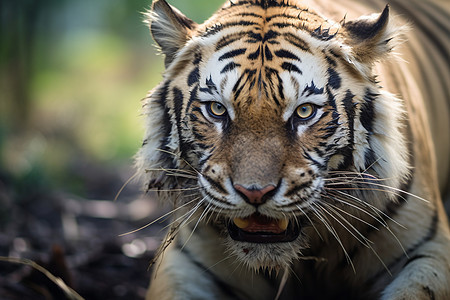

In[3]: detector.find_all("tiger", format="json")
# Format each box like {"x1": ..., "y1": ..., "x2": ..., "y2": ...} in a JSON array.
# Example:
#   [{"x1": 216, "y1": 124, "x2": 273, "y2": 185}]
[{"x1": 135, "y1": 0, "x2": 450, "y2": 299}]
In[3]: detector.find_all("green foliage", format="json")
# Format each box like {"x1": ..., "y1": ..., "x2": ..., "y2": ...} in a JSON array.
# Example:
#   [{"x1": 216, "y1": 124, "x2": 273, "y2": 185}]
[
  {"x1": 169, "y1": 0, "x2": 223, "y2": 22},
  {"x1": 0, "y1": 0, "x2": 222, "y2": 197}
]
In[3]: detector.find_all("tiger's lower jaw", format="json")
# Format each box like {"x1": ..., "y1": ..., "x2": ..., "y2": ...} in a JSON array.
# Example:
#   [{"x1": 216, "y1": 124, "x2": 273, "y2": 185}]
[
  {"x1": 227, "y1": 214, "x2": 301, "y2": 243},
  {"x1": 224, "y1": 214, "x2": 305, "y2": 269}
]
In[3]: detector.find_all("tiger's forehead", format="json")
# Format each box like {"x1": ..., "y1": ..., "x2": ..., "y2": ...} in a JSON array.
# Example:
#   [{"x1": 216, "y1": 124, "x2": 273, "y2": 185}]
[
  {"x1": 194, "y1": 0, "x2": 338, "y2": 111},
  {"x1": 211, "y1": 0, "x2": 334, "y2": 34}
]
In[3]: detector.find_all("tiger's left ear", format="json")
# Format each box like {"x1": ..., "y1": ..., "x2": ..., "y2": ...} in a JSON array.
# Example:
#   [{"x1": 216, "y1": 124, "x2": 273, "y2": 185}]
[
  {"x1": 146, "y1": 0, "x2": 197, "y2": 67},
  {"x1": 342, "y1": 5, "x2": 402, "y2": 66}
]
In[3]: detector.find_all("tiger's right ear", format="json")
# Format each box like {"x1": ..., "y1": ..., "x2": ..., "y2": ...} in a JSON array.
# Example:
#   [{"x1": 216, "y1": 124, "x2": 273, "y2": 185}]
[{"x1": 146, "y1": 0, "x2": 197, "y2": 67}]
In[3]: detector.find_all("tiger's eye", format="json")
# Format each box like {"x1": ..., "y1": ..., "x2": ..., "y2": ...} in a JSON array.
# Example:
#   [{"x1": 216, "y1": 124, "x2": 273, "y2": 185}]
[
  {"x1": 296, "y1": 103, "x2": 315, "y2": 120},
  {"x1": 208, "y1": 102, "x2": 227, "y2": 117}
]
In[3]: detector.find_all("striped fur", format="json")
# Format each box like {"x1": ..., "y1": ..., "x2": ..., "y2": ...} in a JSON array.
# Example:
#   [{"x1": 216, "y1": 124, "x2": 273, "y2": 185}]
[{"x1": 136, "y1": 0, "x2": 450, "y2": 299}]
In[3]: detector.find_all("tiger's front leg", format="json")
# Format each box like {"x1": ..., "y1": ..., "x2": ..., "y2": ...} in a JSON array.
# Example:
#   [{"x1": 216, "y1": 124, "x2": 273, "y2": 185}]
[{"x1": 380, "y1": 229, "x2": 450, "y2": 299}]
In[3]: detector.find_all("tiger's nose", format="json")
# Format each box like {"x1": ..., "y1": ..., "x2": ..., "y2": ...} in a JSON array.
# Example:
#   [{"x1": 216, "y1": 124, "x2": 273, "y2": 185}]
[{"x1": 233, "y1": 184, "x2": 276, "y2": 205}]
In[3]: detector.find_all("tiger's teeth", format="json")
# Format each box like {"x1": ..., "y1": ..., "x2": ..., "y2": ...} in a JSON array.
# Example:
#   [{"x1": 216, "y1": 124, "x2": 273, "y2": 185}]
[
  {"x1": 278, "y1": 219, "x2": 289, "y2": 231},
  {"x1": 233, "y1": 218, "x2": 250, "y2": 229}
]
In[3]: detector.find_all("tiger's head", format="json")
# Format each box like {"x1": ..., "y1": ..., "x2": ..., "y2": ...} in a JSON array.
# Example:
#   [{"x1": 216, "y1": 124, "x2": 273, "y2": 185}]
[{"x1": 137, "y1": 0, "x2": 410, "y2": 270}]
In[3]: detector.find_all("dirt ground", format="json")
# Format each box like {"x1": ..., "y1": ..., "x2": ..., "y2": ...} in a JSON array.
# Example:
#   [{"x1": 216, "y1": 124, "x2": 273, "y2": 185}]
[{"x1": 0, "y1": 164, "x2": 167, "y2": 300}]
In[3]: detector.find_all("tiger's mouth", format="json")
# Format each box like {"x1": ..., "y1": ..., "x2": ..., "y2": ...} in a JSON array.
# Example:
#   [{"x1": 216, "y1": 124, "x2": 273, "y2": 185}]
[{"x1": 227, "y1": 213, "x2": 300, "y2": 243}]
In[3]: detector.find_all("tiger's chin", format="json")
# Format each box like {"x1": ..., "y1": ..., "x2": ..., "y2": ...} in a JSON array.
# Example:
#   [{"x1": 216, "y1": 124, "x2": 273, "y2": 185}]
[{"x1": 223, "y1": 214, "x2": 307, "y2": 270}]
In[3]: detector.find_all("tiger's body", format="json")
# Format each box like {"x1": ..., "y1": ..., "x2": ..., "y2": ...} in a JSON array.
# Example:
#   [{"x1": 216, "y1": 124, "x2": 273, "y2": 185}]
[{"x1": 137, "y1": 0, "x2": 450, "y2": 299}]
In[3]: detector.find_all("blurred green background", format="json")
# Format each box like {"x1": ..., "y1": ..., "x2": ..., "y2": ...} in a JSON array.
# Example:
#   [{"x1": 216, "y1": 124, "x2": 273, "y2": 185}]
[{"x1": 0, "y1": 0, "x2": 223, "y2": 199}]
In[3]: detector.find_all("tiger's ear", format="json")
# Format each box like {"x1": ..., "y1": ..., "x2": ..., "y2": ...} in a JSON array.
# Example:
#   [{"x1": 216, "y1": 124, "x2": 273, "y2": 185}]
[
  {"x1": 146, "y1": 0, "x2": 197, "y2": 67},
  {"x1": 342, "y1": 5, "x2": 402, "y2": 65}
]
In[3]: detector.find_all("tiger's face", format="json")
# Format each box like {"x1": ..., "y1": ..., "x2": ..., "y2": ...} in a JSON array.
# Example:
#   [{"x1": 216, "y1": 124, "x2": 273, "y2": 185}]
[
  {"x1": 141, "y1": 0, "x2": 409, "y2": 270},
  {"x1": 182, "y1": 32, "x2": 357, "y2": 268}
]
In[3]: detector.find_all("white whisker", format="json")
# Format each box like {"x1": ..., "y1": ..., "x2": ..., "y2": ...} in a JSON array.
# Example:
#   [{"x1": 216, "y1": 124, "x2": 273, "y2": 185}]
[
  {"x1": 310, "y1": 202, "x2": 355, "y2": 273},
  {"x1": 119, "y1": 197, "x2": 199, "y2": 236},
  {"x1": 114, "y1": 171, "x2": 140, "y2": 202},
  {"x1": 295, "y1": 204, "x2": 323, "y2": 240},
  {"x1": 181, "y1": 199, "x2": 211, "y2": 250}
]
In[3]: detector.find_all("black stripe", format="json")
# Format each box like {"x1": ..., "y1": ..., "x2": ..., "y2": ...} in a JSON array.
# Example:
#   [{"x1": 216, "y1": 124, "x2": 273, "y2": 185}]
[
  {"x1": 233, "y1": 71, "x2": 254, "y2": 100},
  {"x1": 187, "y1": 85, "x2": 198, "y2": 112},
  {"x1": 316, "y1": 111, "x2": 333, "y2": 128},
  {"x1": 206, "y1": 76, "x2": 218, "y2": 93},
  {"x1": 220, "y1": 20, "x2": 259, "y2": 28},
  {"x1": 327, "y1": 67, "x2": 341, "y2": 90},
  {"x1": 328, "y1": 48, "x2": 341, "y2": 58},
  {"x1": 204, "y1": 24, "x2": 224, "y2": 37},
  {"x1": 274, "y1": 49, "x2": 300, "y2": 61},
  {"x1": 173, "y1": 87, "x2": 193, "y2": 158},
  {"x1": 149, "y1": 81, "x2": 178, "y2": 184},
  {"x1": 215, "y1": 31, "x2": 253, "y2": 51},
  {"x1": 264, "y1": 45, "x2": 273, "y2": 61},
  {"x1": 266, "y1": 12, "x2": 307, "y2": 22},
  {"x1": 190, "y1": 108, "x2": 206, "y2": 120},
  {"x1": 219, "y1": 48, "x2": 247, "y2": 61},
  {"x1": 363, "y1": 148, "x2": 377, "y2": 170},
  {"x1": 173, "y1": 87, "x2": 184, "y2": 129},
  {"x1": 202, "y1": 174, "x2": 228, "y2": 195},
  {"x1": 319, "y1": 130, "x2": 337, "y2": 140},
  {"x1": 216, "y1": 35, "x2": 241, "y2": 50},
  {"x1": 271, "y1": 22, "x2": 295, "y2": 29},
  {"x1": 260, "y1": 0, "x2": 283, "y2": 8},
  {"x1": 422, "y1": 285, "x2": 436, "y2": 300},
  {"x1": 285, "y1": 181, "x2": 313, "y2": 197},
  {"x1": 231, "y1": 71, "x2": 245, "y2": 91},
  {"x1": 403, "y1": 254, "x2": 433, "y2": 268},
  {"x1": 248, "y1": 31, "x2": 263, "y2": 42},
  {"x1": 337, "y1": 90, "x2": 355, "y2": 170},
  {"x1": 197, "y1": 153, "x2": 212, "y2": 169},
  {"x1": 236, "y1": 12, "x2": 263, "y2": 18},
  {"x1": 157, "y1": 82, "x2": 173, "y2": 151},
  {"x1": 192, "y1": 128, "x2": 206, "y2": 141},
  {"x1": 245, "y1": 68, "x2": 257, "y2": 79},
  {"x1": 197, "y1": 143, "x2": 213, "y2": 151},
  {"x1": 247, "y1": 47, "x2": 261, "y2": 60},
  {"x1": 264, "y1": 67, "x2": 284, "y2": 103},
  {"x1": 230, "y1": 0, "x2": 317, "y2": 13},
  {"x1": 303, "y1": 151, "x2": 326, "y2": 170},
  {"x1": 360, "y1": 89, "x2": 377, "y2": 134},
  {"x1": 325, "y1": 55, "x2": 337, "y2": 67},
  {"x1": 281, "y1": 62, "x2": 302, "y2": 74},
  {"x1": 283, "y1": 32, "x2": 311, "y2": 52},
  {"x1": 245, "y1": 39, "x2": 260, "y2": 44},
  {"x1": 199, "y1": 76, "x2": 218, "y2": 96},
  {"x1": 221, "y1": 62, "x2": 241, "y2": 74},
  {"x1": 271, "y1": 94, "x2": 281, "y2": 106},
  {"x1": 188, "y1": 67, "x2": 200, "y2": 86},
  {"x1": 193, "y1": 52, "x2": 202, "y2": 65},
  {"x1": 232, "y1": 72, "x2": 246, "y2": 99},
  {"x1": 203, "y1": 185, "x2": 235, "y2": 206},
  {"x1": 262, "y1": 30, "x2": 279, "y2": 42},
  {"x1": 302, "y1": 81, "x2": 323, "y2": 96},
  {"x1": 326, "y1": 86, "x2": 340, "y2": 122}
]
